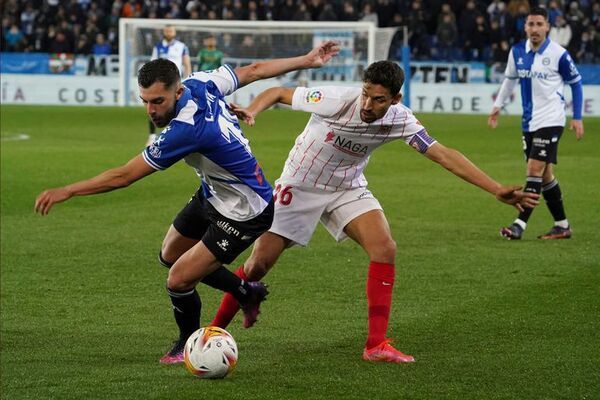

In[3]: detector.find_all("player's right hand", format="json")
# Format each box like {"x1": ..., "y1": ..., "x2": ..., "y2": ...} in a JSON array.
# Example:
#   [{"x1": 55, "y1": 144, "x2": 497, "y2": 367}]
[
  {"x1": 495, "y1": 185, "x2": 540, "y2": 212},
  {"x1": 487, "y1": 107, "x2": 501, "y2": 129},
  {"x1": 306, "y1": 40, "x2": 340, "y2": 68},
  {"x1": 229, "y1": 103, "x2": 256, "y2": 126},
  {"x1": 35, "y1": 188, "x2": 72, "y2": 215}
]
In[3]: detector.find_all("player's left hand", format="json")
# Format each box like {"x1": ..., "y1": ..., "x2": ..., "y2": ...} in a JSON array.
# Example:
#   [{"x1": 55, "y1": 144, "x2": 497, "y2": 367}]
[
  {"x1": 495, "y1": 185, "x2": 540, "y2": 212},
  {"x1": 305, "y1": 40, "x2": 340, "y2": 68},
  {"x1": 569, "y1": 119, "x2": 584, "y2": 141},
  {"x1": 34, "y1": 187, "x2": 72, "y2": 215},
  {"x1": 229, "y1": 103, "x2": 256, "y2": 126}
]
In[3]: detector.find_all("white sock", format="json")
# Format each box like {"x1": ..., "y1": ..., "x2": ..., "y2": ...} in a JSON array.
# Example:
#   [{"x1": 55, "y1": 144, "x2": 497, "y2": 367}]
[
  {"x1": 514, "y1": 219, "x2": 527, "y2": 230},
  {"x1": 554, "y1": 219, "x2": 569, "y2": 229}
]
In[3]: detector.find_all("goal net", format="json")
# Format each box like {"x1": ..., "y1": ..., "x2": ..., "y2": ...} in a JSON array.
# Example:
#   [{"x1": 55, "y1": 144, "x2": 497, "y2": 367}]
[{"x1": 118, "y1": 19, "x2": 397, "y2": 106}]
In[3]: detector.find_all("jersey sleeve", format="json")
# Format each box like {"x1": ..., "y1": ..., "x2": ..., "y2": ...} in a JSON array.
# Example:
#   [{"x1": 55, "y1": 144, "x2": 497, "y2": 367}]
[
  {"x1": 151, "y1": 45, "x2": 158, "y2": 60},
  {"x1": 558, "y1": 51, "x2": 581, "y2": 84},
  {"x1": 505, "y1": 48, "x2": 518, "y2": 79},
  {"x1": 182, "y1": 44, "x2": 189, "y2": 57},
  {"x1": 142, "y1": 123, "x2": 200, "y2": 171},
  {"x1": 291, "y1": 87, "x2": 351, "y2": 117},
  {"x1": 397, "y1": 112, "x2": 437, "y2": 153},
  {"x1": 184, "y1": 64, "x2": 239, "y2": 96}
]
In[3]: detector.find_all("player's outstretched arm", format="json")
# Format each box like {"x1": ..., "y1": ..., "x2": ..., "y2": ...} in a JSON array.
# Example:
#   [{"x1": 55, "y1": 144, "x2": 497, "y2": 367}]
[
  {"x1": 34, "y1": 155, "x2": 155, "y2": 215},
  {"x1": 234, "y1": 40, "x2": 340, "y2": 88},
  {"x1": 229, "y1": 87, "x2": 295, "y2": 126},
  {"x1": 423, "y1": 142, "x2": 539, "y2": 211}
]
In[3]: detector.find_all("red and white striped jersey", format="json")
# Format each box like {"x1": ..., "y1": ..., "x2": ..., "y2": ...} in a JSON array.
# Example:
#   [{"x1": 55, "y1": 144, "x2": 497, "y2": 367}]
[{"x1": 279, "y1": 86, "x2": 435, "y2": 191}]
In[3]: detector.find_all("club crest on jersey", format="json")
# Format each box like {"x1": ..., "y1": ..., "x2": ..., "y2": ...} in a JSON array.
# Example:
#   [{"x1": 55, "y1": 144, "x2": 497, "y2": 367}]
[
  {"x1": 542, "y1": 57, "x2": 550, "y2": 66},
  {"x1": 305, "y1": 90, "x2": 323, "y2": 104},
  {"x1": 331, "y1": 135, "x2": 368, "y2": 157}
]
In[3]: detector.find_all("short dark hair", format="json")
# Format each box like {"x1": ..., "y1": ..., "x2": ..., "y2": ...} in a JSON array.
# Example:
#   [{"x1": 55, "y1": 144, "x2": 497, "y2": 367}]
[
  {"x1": 137, "y1": 58, "x2": 180, "y2": 89},
  {"x1": 363, "y1": 61, "x2": 405, "y2": 96},
  {"x1": 528, "y1": 7, "x2": 548, "y2": 20}
]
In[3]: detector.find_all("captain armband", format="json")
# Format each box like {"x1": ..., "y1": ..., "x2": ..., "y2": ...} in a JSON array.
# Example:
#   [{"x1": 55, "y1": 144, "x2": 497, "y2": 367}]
[{"x1": 408, "y1": 129, "x2": 437, "y2": 154}]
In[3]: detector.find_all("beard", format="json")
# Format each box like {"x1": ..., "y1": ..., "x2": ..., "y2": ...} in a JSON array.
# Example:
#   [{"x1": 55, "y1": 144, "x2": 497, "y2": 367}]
[{"x1": 152, "y1": 100, "x2": 177, "y2": 128}]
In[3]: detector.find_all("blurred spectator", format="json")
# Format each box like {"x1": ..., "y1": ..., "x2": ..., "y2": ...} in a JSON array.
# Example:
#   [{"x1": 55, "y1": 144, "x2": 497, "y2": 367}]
[
  {"x1": 438, "y1": 3, "x2": 456, "y2": 26},
  {"x1": 407, "y1": 1, "x2": 430, "y2": 59},
  {"x1": 550, "y1": 15, "x2": 572, "y2": 48},
  {"x1": 92, "y1": 33, "x2": 112, "y2": 55},
  {"x1": 512, "y1": 4, "x2": 529, "y2": 43},
  {"x1": 4, "y1": 23, "x2": 26, "y2": 52},
  {"x1": 49, "y1": 31, "x2": 73, "y2": 53},
  {"x1": 547, "y1": 0, "x2": 563, "y2": 26},
  {"x1": 238, "y1": 34, "x2": 259, "y2": 58},
  {"x1": 307, "y1": 0, "x2": 324, "y2": 21},
  {"x1": 20, "y1": 2, "x2": 38, "y2": 39},
  {"x1": 377, "y1": 0, "x2": 397, "y2": 27},
  {"x1": 339, "y1": 1, "x2": 358, "y2": 21},
  {"x1": 465, "y1": 14, "x2": 489, "y2": 61},
  {"x1": 75, "y1": 34, "x2": 91, "y2": 54},
  {"x1": 318, "y1": 4, "x2": 338, "y2": 21},
  {"x1": 436, "y1": 13, "x2": 458, "y2": 60},
  {"x1": 292, "y1": 2, "x2": 312, "y2": 21},
  {"x1": 360, "y1": 3, "x2": 378, "y2": 26},
  {"x1": 459, "y1": 1, "x2": 479, "y2": 44},
  {"x1": 275, "y1": 0, "x2": 298, "y2": 21},
  {"x1": 493, "y1": 39, "x2": 510, "y2": 63},
  {"x1": 576, "y1": 30, "x2": 595, "y2": 63}
]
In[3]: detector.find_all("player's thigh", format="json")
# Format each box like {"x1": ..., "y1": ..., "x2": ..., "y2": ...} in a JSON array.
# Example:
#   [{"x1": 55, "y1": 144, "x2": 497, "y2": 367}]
[
  {"x1": 168, "y1": 241, "x2": 222, "y2": 290},
  {"x1": 269, "y1": 181, "x2": 333, "y2": 247},
  {"x1": 244, "y1": 231, "x2": 291, "y2": 280},
  {"x1": 162, "y1": 190, "x2": 211, "y2": 263},
  {"x1": 343, "y1": 210, "x2": 396, "y2": 263},
  {"x1": 524, "y1": 126, "x2": 563, "y2": 166}
]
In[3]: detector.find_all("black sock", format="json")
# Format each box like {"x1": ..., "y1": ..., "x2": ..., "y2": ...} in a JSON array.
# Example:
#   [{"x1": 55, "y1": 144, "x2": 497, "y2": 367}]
[
  {"x1": 542, "y1": 179, "x2": 567, "y2": 221},
  {"x1": 201, "y1": 266, "x2": 250, "y2": 303},
  {"x1": 167, "y1": 287, "x2": 201, "y2": 341},
  {"x1": 517, "y1": 176, "x2": 543, "y2": 223}
]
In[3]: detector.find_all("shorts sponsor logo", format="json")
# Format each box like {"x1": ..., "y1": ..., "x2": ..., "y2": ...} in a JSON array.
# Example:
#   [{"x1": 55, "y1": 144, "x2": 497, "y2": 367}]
[
  {"x1": 357, "y1": 190, "x2": 372, "y2": 200},
  {"x1": 241, "y1": 234, "x2": 254, "y2": 241},
  {"x1": 216, "y1": 220, "x2": 240, "y2": 237},
  {"x1": 533, "y1": 137, "x2": 550, "y2": 145},
  {"x1": 551, "y1": 136, "x2": 559, "y2": 142},
  {"x1": 217, "y1": 239, "x2": 229, "y2": 251},
  {"x1": 305, "y1": 90, "x2": 323, "y2": 104}
]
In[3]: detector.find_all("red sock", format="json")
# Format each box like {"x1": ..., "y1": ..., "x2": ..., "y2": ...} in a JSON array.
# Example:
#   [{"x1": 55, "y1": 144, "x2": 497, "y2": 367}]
[
  {"x1": 210, "y1": 265, "x2": 248, "y2": 328},
  {"x1": 365, "y1": 261, "x2": 395, "y2": 349}
]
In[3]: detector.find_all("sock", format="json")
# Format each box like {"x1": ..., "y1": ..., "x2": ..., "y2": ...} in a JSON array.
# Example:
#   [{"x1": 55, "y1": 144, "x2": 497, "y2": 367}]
[
  {"x1": 158, "y1": 251, "x2": 173, "y2": 269},
  {"x1": 517, "y1": 176, "x2": 543, "y2": 225},
  {"x1": 210, "y1": 266, "x2": 248, "y2": 328},
  {"x1": 167, "y1": 287, "x2": 201, "y2": 342},
  {"x1": 365, "y1": 262, "x2": 395, "y2": 349},
  {"x1": 201, "y1": 266, "x2": 251, "y2": 303},
  {"x1": 542, "y1": 179, "x2": 568, "y2": 226}
]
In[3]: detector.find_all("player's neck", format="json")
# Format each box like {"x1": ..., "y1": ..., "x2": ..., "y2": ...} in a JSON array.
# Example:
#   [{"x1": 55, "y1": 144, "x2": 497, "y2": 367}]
[{"x1": 529, "y1": 37, "x2": 546, "y2": 52}]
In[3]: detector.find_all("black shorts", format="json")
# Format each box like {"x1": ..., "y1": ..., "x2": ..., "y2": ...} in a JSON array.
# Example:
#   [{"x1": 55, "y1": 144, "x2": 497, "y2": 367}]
[
  {"x1": 173, "y1": 190, "x2": 274, "y2": 264},
  {"x1": 522, "y1": 126, "x2": 563, "y2": 164}
]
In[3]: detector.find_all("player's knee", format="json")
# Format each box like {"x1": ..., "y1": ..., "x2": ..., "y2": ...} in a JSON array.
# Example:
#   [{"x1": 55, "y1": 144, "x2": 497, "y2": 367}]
[
  {"x1": 244, "y1": 257, "x2": 273, "y2": 281},
  {"x1": 158, "y1": 251, "x2": 174, "y2": 269},
  {"x1": 166, "y1": 269, "x2": 193, "y2": 292},
  {"x1": 368, "y1": 238, "x2": 397, "y2": 264}
]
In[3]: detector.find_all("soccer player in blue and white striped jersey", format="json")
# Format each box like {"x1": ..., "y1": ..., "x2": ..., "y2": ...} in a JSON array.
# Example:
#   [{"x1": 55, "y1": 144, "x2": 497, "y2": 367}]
[
  {"x1": 34, "y1": 41, "x2": 341, "y2": 364},
  {"x1": 488, "y1": 6, "x2": 584, "y2": 240}
]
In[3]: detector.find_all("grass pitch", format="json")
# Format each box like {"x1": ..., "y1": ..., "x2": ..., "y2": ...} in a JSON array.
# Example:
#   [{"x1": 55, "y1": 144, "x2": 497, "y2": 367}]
[{"x1": 1, "y1": 105, "x2": 599, "y2": 400}]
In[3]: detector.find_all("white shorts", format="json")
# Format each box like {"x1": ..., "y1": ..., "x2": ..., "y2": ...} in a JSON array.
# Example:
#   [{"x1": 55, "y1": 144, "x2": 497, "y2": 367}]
[{"x1": 269, "y1": 180, "x2": 382, "y2": 247}]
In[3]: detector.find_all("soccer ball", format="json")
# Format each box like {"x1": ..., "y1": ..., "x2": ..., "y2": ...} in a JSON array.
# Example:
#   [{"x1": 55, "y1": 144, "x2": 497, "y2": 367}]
[{"x1": 184, "y1": 326, "x2": 238, "y2": 379}]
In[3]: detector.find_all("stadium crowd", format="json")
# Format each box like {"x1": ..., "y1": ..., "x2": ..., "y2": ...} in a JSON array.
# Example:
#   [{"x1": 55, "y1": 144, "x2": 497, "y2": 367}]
[{"x1": 2, "y1": 0, "x2": 600, "y2": 63}]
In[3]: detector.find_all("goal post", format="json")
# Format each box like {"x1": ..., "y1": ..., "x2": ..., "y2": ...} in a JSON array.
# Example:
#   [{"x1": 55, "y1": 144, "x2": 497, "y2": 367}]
[{"x1": 118, "y1": 19, "x2": 398, "y2": 106}]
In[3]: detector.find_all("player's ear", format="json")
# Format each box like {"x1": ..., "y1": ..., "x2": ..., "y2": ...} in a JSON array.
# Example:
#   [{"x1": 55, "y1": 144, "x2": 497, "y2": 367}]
[
  {"x1": 391, "y1": 93, "x2": 402, "y2": 105},
  {"x1": 175, "y1": 84, "x2": 184, "y2": 100}
]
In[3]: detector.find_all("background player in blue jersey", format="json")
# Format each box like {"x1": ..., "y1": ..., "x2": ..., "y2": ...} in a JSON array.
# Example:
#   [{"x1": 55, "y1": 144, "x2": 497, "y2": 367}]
[
  {"x1": 488, "y1": 7, "x2": 584, "y2": 241},
  {"x1": 34, "y1": 40, "x2": 341, "y2": 364},
  {"x1": 147, "y1": 25, "x2": 193, "y2": 146}
]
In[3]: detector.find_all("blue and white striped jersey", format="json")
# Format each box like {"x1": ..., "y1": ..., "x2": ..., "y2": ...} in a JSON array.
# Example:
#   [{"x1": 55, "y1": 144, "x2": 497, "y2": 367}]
[
  {"x1": 142, "y1": 65, "x2": 272, "y2": 222},
  {"x1": 501, "y1": 38, "x2": 581, "y2": 132},
  {"x1": 151, "y1": 39, "x2": 189, "y2": 77}
]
